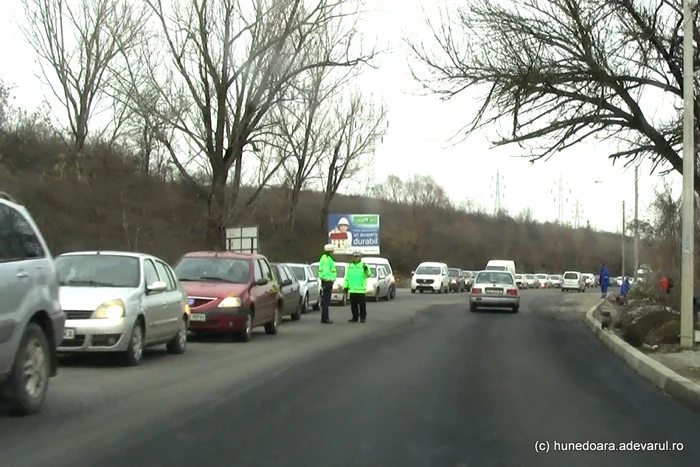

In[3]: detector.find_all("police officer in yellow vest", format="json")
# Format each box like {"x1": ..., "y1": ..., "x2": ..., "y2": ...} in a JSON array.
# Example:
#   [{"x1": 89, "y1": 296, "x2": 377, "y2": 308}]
[
  {"x1": 345, "y1": 251, "x2": 371, "y2": 323},
  {"x1": 318, "y1": 244, "x2": 337, "y2": 324}
]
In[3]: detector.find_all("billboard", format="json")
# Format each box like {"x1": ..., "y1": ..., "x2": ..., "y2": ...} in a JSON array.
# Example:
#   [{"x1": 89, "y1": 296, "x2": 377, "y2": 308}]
[{"x1": 327, "y1": 214, "x2": 380, "y2": 255}]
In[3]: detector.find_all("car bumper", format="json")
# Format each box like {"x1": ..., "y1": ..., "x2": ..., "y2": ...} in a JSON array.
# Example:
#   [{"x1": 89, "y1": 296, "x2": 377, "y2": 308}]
[
  {"x1": 331, "y1": 290, "x2": 346, "y2": 302},
  {"x1": 470, "y1": 295, "x2": 520, "y2": 307},
  {"x1": 58, "y1": 317, "x2": 136, "y2": 353},
  {"x1": 412, "y1": 283, "x2": 440, "y2": 291},
  {"x1": 188, "y1": 307, "x2": 248, "y2": 332}
]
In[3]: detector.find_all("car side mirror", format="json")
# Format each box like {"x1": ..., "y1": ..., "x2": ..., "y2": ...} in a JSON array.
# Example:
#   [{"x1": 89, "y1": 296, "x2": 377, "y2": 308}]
[
  {"x1": 147, "y1": 281, "x2": 167, "y2": 293},
  {"x1": 282, "y1": 279, "x2": 292, "y2": 286},
  {"x1": 411, "y1": 271, "x2": 415, "y2": 275},
  {"x1": 255, "y1": 278, "x2": 268, "y2": 286}
]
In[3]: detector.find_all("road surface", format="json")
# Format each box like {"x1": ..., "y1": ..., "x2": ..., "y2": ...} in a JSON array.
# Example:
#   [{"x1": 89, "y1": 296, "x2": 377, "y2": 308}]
[{"x1": 2, "y1": 289, "x2": 699, "y2": 467}]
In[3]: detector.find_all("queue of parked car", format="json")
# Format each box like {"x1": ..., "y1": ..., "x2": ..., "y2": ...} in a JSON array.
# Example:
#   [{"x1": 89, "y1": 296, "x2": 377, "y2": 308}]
[{"x1": 0, "y1": 192, "x2": 401, "y2": 416}]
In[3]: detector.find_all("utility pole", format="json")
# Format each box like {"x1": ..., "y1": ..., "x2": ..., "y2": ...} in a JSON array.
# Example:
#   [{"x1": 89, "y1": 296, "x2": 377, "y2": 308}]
[
  {"x1": 633, "y1": 165, "x2": 639, "y2": 281},
  {"x1": 621, "y1": 200, "x2": 626, "y2": 278},
  {"x1": 680, "y1": 0, "x2": 695, "y2": 349},
  {"x1": 494, "y1": 170, "x2": 502, "y2": 215}
]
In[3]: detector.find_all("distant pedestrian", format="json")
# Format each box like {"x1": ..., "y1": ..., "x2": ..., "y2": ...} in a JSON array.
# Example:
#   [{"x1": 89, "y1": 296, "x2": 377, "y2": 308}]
[
  {"x1": 599, "y1": 263, "x2": 610, "y2": 299},
  {"x1": 318, "y1": 244, "x2": 337, "y2": 324},
  {"x1": 346, "y1": 251, "x2": 371, "y2": 323},
  {"x1": 619, "y1": 277, "x2": 630, "y2": 305}
]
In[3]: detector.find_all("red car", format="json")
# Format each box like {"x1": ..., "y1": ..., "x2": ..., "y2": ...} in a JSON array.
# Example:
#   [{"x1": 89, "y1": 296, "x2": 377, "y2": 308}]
[{"x1": 173, "y1": 251, "x2": 281, "y2": 342}]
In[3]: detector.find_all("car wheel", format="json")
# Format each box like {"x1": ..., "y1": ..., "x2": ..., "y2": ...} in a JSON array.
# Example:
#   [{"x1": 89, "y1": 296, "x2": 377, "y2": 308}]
[
  {"x1": 512, "y1": 306, "x2": 519, "y2": 313},
  {"x1": 390, "y1": 286, "x2": 396, "y2": 299},
  {"x1": 3, "y1": 322, "x2": 51, "y2": 416},
  {"x1": 301, "y1": 294, "x2": 308, "y2": 314},
  {"x1": 238, "y1": 311, "x2": 253, "y2": 342},
  {"x1": 411, "y1": 288, "x2": 416, "y2": 294},
  {"x1": 470, "y1": 303, "x2": 478, "y2": 313},
  {"x1": 290, "y1": 298, "x2": 302, "y2": 321},
  {"x1": 264, "y1": 307, "x2": 280, "y2": 335},
  {"x1": 123, "y1": 320, "x2": 144, "y2": 366},
  {"x1": 374, "y1": 290, "x2": 380, "y2": 302},
  {"x1": 419, "y1": 290, "x2": 424, "y2": 294},
  {"x1": 166, "y1": 316, "x2": 188, "y2": 354}
]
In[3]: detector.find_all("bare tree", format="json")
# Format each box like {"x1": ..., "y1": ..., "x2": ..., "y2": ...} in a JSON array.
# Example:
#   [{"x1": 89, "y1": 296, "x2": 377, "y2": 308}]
[
  {"x1": 372, "y1": 174, "x2": 406, "y2": 203},
  {"x1": 319, "y1": 91, "x2": 388, "y2": 226},
  {"x1": 276, "y1": 42, "x2": 359, "y2": 230},
  {"x1": 138, "y1": 0, "x2": 370, "y2": 249},
  {"x1": 407, "y1": 0, "x2": 700, "y2": 191},
  {"x1": 19, "y1": 0, "x2": 148, "y2": 166}
]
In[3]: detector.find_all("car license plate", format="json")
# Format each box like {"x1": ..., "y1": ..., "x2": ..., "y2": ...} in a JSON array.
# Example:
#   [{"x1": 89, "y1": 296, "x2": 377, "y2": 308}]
[
  {"x1": 485, "y1": 288, "x2": 502, "y2": 294},
  {"x1": 190, "y1": 313, "x2": 206, "y2": 322},
  {"x1": 63, "y1": 328, "x2": 75, "y2": 339}
]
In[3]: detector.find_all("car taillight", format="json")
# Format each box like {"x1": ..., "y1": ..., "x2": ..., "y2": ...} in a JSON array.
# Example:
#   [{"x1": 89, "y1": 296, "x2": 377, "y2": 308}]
[
  {"x1": 472, "y1": 288, "x2": 481, "y2": 294},
  {"x1": 507, "y1": 289, "x2": 518, "y2": 296}
]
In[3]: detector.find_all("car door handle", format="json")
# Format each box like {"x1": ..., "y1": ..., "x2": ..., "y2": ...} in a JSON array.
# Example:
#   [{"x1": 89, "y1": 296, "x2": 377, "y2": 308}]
[{"x1": 16, "y1": 272, "x2": 29, "y2": 279}]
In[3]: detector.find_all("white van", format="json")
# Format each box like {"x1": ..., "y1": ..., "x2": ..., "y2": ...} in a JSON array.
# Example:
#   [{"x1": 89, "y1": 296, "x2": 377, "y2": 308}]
[
  {"x1": 562, "y1": 271, "x2": 585, "y2": 292},
  {"x1": 485, "y1": 259, "x2": 516, "y2": 276},
  {"x1": 363, "y1": 257, "x2": 396, "y2": 299},
  {"x1": 411, "y1": 262, "x2": 450, "y2": 293}
]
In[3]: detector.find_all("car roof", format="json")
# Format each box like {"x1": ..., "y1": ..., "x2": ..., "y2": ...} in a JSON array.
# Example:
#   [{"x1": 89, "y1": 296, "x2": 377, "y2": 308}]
[
  {"x1": 182, "y1": 251, "x2": 262, "y2": 260},
  {"x1": 59, "y1": 250, "x2": 147, "y2": 259}
]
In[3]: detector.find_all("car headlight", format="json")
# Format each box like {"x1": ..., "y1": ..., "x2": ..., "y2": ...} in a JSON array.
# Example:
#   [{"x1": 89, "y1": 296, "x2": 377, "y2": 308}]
[
  {"x1": 94, "y1": 299, "x2": 125, "y2": 319},
  {"x1": 219, "y1": 296, "x2": 242, "y2": 307}
]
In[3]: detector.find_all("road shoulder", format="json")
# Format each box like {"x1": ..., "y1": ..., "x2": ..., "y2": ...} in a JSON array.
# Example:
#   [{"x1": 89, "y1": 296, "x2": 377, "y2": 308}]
[{"x1": 585, "y1": 299, "x2": 700, "y2": 412}]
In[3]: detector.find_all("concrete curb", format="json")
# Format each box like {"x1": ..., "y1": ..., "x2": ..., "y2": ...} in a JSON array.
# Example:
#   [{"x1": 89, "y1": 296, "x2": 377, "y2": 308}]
[{"x1": 585, "y1": 300, "x2": 700, "y2": 412}]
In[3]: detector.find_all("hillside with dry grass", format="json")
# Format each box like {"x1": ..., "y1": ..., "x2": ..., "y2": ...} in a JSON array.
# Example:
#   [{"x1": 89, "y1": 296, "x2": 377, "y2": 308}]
[{"x1": 0, "y1": 114, "x2": 625, "y2": 277}]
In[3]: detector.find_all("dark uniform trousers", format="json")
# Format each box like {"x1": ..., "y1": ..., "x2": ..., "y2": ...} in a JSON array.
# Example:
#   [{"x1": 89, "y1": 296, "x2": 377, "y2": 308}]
[{"x1": 350, "y1": 293, "x2": 367, "y2": 320}]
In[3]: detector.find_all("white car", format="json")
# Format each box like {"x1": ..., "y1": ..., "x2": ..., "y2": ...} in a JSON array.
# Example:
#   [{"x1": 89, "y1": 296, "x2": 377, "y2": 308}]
[
  {"x1": 616, "y1": 276, "x2": 623, "y2": 286},
  {"x1": 524, "y1": 274, "x2": 537, "y2": 288},
  {"x1": 411, "y1": 262, "x2": 450, "y2": 293},
  {"x1": 581, "y1": 273, "x2": 595, "y2": 287},
  {"x1": 548, "y1": 275, "x2": 562, "y2": 288},
  {"x1": 330, "y1": 262, "x2": 349, "y2": 305},
  {"x1": 469, "y1": 270, "x2": 520, "y2": 313},
  {"x1": 562, "y1": 271, "x2": 585, "y2": 292},
  {"x1": 514, "y1": 274, "x2": 525, "y2": 289},
  {"x1": 366, "y1": 265, "x2": 391, "y2": 301},
  {"x1": 55, "y1": 251, "x2": 189, "y2": 366},
  {"x1": 535, "y1": 273, "x2": 548, "y2": 288},
  {"x1": 288, "y1": 263, "x2": 322, "y2": 311},
  {"x1": 363, "y1": 257, "x2": 396, "y2": 299}
]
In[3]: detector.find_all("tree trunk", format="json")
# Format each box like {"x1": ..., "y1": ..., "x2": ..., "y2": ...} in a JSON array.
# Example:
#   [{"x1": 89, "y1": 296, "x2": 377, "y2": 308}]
[{"x1": 206, "y1": 168, "x2": 227, "y2": 250}]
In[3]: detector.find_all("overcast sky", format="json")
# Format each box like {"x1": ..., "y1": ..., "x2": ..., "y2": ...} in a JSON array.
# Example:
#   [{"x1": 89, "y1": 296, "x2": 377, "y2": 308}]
[{"x1": 0, "y1": 0, "x2": 679, "y2": 233}]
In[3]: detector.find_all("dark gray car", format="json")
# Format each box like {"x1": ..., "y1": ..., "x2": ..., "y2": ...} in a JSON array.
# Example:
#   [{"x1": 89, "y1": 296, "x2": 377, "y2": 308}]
[
  {"x1": 0, "y1": 192, "x2": 65, "y2": 416},
  {"x1": 271, "y1": 263, "x2": 303, "y2": 321}
]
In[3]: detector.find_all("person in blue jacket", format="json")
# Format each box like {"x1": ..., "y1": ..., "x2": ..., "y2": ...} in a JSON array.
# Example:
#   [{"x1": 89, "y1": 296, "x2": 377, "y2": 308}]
[
  {"x1": 620, "y1": 277, "x2": 631, "y2": 304},
  {"x1": 599, "y1": 263, "x2": 610, "y2": 298}
]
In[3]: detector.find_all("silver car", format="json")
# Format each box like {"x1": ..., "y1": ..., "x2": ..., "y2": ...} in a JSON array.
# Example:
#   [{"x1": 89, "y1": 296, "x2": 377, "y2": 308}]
[
  {"x1": 55, "y1": 251, "x2": 190, "y2": 366},
  {"x1": 0, "y1": 192, "x2": 65, "y2": 416},
  {"x1": 288, "y1": 263, "x2": 322, "y2": 310},
  {"x1": 548, "y1": 274, "x2": 562, "y2": 288},
  {"x1": 524, "y1": 274, "x2": 537, "y2": 288},
  {"x1": 469, "y1": 270, "x2": 520, "y2": 313}
]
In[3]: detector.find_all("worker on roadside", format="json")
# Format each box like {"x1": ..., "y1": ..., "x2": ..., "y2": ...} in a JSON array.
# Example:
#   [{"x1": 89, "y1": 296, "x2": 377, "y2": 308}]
[
  {"x1": 620, "y1": 277, "x2": 631, "y2": 305},
  {"x1": 599, "y1": 263, "x2": 610, "y2": 299},
  {"x1": 318, "y1": 244, "x2": 337, "y2": 324},
  {"x1": 346, "y1": 251, "x2": 371, "y2": 323}
]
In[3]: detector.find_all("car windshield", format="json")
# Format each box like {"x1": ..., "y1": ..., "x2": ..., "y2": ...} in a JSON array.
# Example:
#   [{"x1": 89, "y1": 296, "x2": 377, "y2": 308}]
[
  {"x1": 485, "y1": 265, "x2": 507, "y2": 271},
  {"x1": 174, "y1": 257, "x2": 250, "y2": 284},
  {"x1": 463, "y1": 271, "x2": 473, "y2": 278},
  {"x1": 514, "y1": 274, "x2": 523, "y2": 279},
  {"x1": 448, "y1": 268, "x2": 460, "y2": 277},
  {"x1": 536, "y1": 274, "x2": 548, "y2": 279},
  {"x1": 336, "y1": 265, "x2": 346, "y2": 278},
  {"x1": 564, "y1": 273, "x2": 578, "y2": 279},
  {"x1": 55, "y1": 254, "x2": 140, "y2": 288},
  {"x1": 415, "y1": 266, "x2": 441, "y2": 275},
  {"x1": 526, "y1": 274, "x2": 535, "y2": 279},
  {"x1": 289, "y1": 266, "x2": 307, "y2": 281},
  {"x1": 476, "y1": 272, "x2": 514, "y2": 284},
  {"x1": 550, "y1": 275, "x2": 561, "y2": 280}
]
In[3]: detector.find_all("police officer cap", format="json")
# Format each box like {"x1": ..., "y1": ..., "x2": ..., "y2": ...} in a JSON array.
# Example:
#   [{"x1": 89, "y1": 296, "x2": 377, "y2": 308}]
[
  {"x1": 324, "y1": 244, "x2": 335, "y2": 252},
  {"x1": 353, "y1": 251, "x2": 362, "y2": 257}
]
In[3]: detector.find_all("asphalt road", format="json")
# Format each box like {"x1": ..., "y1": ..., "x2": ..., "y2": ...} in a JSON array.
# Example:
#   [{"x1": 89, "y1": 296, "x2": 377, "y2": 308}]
[{"x1": 2, "y1": 288, "x2": 700, "y2": 467}]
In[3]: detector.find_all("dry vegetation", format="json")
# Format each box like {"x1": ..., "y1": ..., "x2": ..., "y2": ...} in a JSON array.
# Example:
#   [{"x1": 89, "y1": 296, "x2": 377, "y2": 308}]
[{"x1": 0, "y1": 94, "x2": 622, "y2": 275}]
